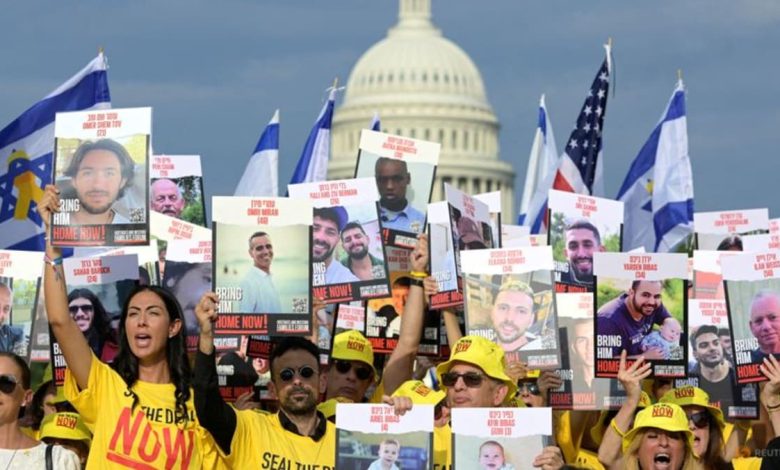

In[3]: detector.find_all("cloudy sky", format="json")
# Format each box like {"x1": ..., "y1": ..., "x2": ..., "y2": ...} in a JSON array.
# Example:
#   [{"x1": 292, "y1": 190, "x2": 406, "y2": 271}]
[{"x1": 2, "y1": 1, "x2": 778, "y2": 219}]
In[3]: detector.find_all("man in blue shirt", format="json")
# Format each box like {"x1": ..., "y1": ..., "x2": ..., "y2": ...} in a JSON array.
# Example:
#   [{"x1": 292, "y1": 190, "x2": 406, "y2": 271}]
[
  {"x1": 596, "y1": 280, "x2": 672, "y2": 359},
  {"x1": 374, "y1": 158, "x2": 425, "y2": 234}
]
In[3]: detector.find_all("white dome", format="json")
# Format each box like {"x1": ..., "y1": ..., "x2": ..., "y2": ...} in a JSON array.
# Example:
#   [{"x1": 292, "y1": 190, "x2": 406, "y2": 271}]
[{"x1": 330, "y1": 0, "x2": 515, "y2": 217}]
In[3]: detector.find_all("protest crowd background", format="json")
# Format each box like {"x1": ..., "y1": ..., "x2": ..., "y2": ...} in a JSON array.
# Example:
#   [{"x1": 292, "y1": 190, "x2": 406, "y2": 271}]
[{"x1": 1, "y1": 2, "x2": 780, "y2": 469}]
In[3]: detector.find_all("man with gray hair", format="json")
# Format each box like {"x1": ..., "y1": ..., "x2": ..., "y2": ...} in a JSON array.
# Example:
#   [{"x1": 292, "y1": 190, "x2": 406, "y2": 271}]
[
  {"x1": 151, "y1": 178, "x2": 185, "y2": 219},
  {"x1": 749, "y1": 290, "x2": 780, "y2": 362},
  {"x1": 0, "y1": 282, "x2": 24, "y2": 354}
]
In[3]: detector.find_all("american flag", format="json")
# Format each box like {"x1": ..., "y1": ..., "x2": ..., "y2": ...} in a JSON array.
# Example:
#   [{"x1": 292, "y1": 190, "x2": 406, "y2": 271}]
[{"x1": 552, "y1": 52, "x2": 610, "y2": 195}]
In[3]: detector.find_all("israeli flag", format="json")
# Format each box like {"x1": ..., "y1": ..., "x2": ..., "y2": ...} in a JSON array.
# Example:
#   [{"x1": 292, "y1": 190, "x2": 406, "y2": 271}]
[
  {"x1": 288, "y1": 87, "x2": 338, "y2": 189},
  {"x1": 519, "y1": 94, "x2": 558, "y2": 233},
  {"x1": 235, "y1": 109, "x2": 280, "y2": 197},
  {"x1": 617, "y1": 80, "x2": 693, "y2": 252},
  {"x1": 0, "y1": 53, "x2": 111, "y2": 250},
  {"x1": 370, "y1": 111, "x2": 381, "y2": 131}
]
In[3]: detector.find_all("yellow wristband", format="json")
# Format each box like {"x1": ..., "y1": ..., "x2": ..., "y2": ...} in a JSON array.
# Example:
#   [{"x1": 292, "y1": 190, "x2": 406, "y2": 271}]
[
  {"x1": 409, "y1": 271, "x2": 429, "y2": 279},
  {"x1": 610, "y1": 418, "x2": 627, "y2": 438}
]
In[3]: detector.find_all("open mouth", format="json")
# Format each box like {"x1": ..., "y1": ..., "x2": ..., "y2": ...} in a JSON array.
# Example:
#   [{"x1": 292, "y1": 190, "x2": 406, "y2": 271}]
[
  {"x1": 135, "y1": 334, "x2": 152, "y2": 348},
  {"x1": 653, "y1": 453, "x2": 672, "y2": 469}
]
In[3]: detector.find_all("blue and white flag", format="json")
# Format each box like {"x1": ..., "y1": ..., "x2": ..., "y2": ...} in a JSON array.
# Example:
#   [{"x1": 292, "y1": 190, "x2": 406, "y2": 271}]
[
  {"x1": 617, "y1": 80, "x2": 693, "y2": 252},
  {"x1": 288, "y1": 87, "x2": 338, "y2": 189},
  {"x1": 0, "y1": 53, "x2": 111, "y2": 250},
  {"x1": 369, "y1": 111, "x2": 381, "y2": 131},
  {"x1": 235, "y1": 109, "x2": 279, "y2": 197},
  {"x1": 518, "y1": 94, "x2": 558, "y2": 230}
]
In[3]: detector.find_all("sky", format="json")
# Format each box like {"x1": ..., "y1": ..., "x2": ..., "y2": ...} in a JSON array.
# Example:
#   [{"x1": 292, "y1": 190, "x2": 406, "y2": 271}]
[{"x1": 1, "y1": 1, "x2": 779, "y2": 220}]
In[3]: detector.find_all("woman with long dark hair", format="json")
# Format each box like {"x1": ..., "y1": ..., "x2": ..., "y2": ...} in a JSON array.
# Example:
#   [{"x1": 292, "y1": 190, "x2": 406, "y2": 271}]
[
  {"x1": 39, "y1": 185, "x2": 218, "y2": 469},
  {"x1": 66, "y1": 288, "x2": 117, "y2": 361}
]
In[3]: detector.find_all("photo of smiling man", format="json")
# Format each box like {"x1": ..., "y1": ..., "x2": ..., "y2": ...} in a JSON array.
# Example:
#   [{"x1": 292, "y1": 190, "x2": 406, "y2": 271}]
[{"x1": 547, "y1": 190, "x2": 623, "y2": 293}]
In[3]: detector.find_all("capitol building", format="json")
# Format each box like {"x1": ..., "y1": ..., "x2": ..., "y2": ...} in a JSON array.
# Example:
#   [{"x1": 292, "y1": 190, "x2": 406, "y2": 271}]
[{"x1": 329, "y1": 0, "x2": 516, "y2": 219}]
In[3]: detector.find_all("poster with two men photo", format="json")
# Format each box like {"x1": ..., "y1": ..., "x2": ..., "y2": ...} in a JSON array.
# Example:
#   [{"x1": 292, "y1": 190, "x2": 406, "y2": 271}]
[
  {"x1": 354, "y1": 130, "x2": 439, "y2": 249},
  {"x1": 52, "y1": 107, "x2": 151, "y2": 247},
  {"x1": 594, "y1": 252, "x2": 689, "y2": 378},
  {"x1": 289, "y1": 178, "x2": 391, "y2": 304},
  {"x1": 212, "y1": 196, "x2": 312, "y2": 337}
]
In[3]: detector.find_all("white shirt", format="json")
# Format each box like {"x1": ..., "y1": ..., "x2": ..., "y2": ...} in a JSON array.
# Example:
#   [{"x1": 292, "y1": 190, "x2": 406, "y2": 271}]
[
  {"x1": 0, "y1": 443, "x2": 80, "y2": 469},
  {"x1": 239, "y1": 266, "x2": 282, "y2": 313}
]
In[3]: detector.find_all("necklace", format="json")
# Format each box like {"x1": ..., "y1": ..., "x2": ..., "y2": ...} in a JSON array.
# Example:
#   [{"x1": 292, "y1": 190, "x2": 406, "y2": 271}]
[{"x1": 3, "y1": 449, "x2": 18, "y2": 470}]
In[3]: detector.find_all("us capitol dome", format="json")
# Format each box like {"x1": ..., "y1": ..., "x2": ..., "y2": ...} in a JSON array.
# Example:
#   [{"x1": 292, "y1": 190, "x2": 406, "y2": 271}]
[{"x1": 329, "y1": 0, "x2": 516, "y2": 219}]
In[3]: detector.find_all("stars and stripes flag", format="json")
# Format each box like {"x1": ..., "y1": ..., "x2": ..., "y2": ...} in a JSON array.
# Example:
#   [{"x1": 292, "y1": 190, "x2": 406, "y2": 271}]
[
  {"x1": 518, "y1": 94, "x2": 559, "y2": 232},
  {"x1": 287, "y1": 86, "x2": 339, "y2": 190},
  {"x1": 617, "y1": 79, "x2": 693, "y2": 252},
  {"x1": 235, "y1": 109, "x2": 280, "y2": 197},
  {"x1": 0, "y1": 53, "x2": 111, "y2": 250},
  {"x1": 552, "y1": 44, "x2": 611, "y2": 196}
]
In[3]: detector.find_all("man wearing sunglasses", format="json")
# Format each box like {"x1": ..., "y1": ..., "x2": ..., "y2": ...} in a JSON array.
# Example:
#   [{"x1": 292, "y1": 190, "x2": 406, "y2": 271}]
[
  {"x1": 193, "y1": 293, "x2": 336, "y2": 469},
  {"x1": 433, "y1": 336, "x2": 564, "y2": 469},
  {"x1": 323, "y1": 330, "x2": 378, "y2": 404},
  {"x1": 0, "y1": 283, "x2": 24, "y2": 355},
  {"x1": 375, "y1": 158, "x2": 425, "y2": 234}
]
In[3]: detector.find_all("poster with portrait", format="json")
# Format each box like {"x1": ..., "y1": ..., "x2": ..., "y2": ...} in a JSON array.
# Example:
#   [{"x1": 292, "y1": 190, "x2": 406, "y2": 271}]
[
  {"x1": 289, "y1": 178, "x2": 391, "y2": 304},
  {"x1": 150, "y1": 154, "x2": 206, "y2": 226},
  {"x1": 354, "y1": 130, "x2": 439, "y2": 249},
  {"x1": 547, "y1": 190, "x2": 623, "y2": 294},
  {"x1": 452, "y1": 408, "x2": 550, "y2": 470},
  {"x1": 428, "y1": 201, "x2": 462, "y2": 310},
  {"x1": 674, "y1": 299, "x2": 759, "y2": 419},
  {"x1": 365, "y1": 246, "x2": 440, "y2": 356},
  {"x1": 29, "y1": 284, "x2": 50, "y2": 363},
  {"x1": 593, "y1": 252, "x2": 688, "y2": 378},
  {"x1": 336, "y1": 403, "x2": 433, "y2": 470},
  {"x1": 162, "y1": 238, "x2": 212, "y2": 351},
  {"x1": 75, "y1": 240, "x2": 161, "y2": 287},
  {"x1": 212, "y1": 196, "x2": 312, "y2": 337},
  {"x1": 694, "y1": 208, "x2": 769, "y2": 250},
  {"x1": 52, "y1": 254, "x2": 139, "y2": 385},
  {"x1": 445, "y1": 183, "x2": 497, "y2": 276},
  {"x1": 549, "y1": 293, "x2": 627, "y2": 410},
  {"x1": 721, "y1": 251, "x2": 780, "y2": 384},
  {"x1": 461, "y1": 247, "x2": 560, "y2": 368},
  {"x1": 0, "y1": 250, "x2": 43, "y2": 360},
  {"x1": 51, "y1": 107, "x2": 151, "y2": 247}
]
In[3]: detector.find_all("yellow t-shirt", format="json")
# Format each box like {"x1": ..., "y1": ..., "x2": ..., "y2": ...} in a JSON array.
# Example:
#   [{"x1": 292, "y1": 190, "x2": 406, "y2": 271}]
[
  {"x1": 732, "y1": 457, "x2": 762, "y2": 470},
  {"x1": 433, "y1": 424, "x2": 451, "y2": 470},
  {"x1": 64, "y1": 357, "x2": 221, "y2": 470},
  {"x1": 224, "y1": 409, "x2": 336, "y2": 469}
]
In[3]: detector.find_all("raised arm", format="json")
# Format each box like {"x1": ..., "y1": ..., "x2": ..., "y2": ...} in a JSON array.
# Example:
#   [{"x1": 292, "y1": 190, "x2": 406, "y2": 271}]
[
  {"x1": 598, "y1": 351, "x2": 651, "y2": 468},
  {"x1": 442, "y1": 308, "x2": 463, "y2": 347},
  {"x1": 382, "y1": 234, "x2": 431, "y2": 395},
  {"x1": 38, "y1": 185, "x2": 93, "y2": 390},
  {"x1": 191, "y1": 292, "x2": 237, "y2": 455}
]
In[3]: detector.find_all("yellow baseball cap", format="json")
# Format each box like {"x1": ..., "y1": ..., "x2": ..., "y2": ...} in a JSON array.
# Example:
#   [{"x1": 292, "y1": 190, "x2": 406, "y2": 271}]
[
  {"x1": 39, "y1": 412, "x2": 92, "y2": 446},
  {"x1": 590, "y1": 391, "x2": 653, "y2": 446},
  {"x1": 658, "y1": 386, "x2": 725, "y2": 430},
  {"x1": 316, "y1": 396, "x2": 354, "y2": 420},
  {"x1": 436, "y1": 336, "x2": 517, "y2": 398},
  {"x1": 392, "y1": 380, "x2": 446, "y2": 406},
  {"x1": 331, "y1": 330, "x2": 377, "y2": 378},
  {"x1": 622, "y1": 403, "x2": 694, "y2": 453}
]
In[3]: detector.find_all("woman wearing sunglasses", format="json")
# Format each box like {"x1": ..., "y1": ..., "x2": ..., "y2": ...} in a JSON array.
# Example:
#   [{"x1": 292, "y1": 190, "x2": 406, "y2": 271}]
[
  {"x1": 38, "y1": 185, "x2": 219, "y2": 469},
  {"x1": 0, "y1": 353, "x2": 80, "y2": 467}
]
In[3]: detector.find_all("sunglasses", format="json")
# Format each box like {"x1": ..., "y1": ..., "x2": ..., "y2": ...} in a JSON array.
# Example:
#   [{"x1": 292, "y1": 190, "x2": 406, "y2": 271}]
[
  {"x1": 687, "y1": 410, "x2": 711, "y2": 429},
  {"x1": 68, "y1": 304, "x2": 94, "y2": 315},
  {"x1": 278, "y1": 365, "x2": 316, "y2": 382},
  {"x1": 518, "y1": 382, "x2": 541, "y2": 396},
  {"x1": 333, "y1": 360, "x2": 373, "y2": 381},
  {"x1": 441, "y1": 371, "x2": 485, "y2": 388},
  {"x1": 0, "y1": 375, "x2": 19, "y2": 394}
]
